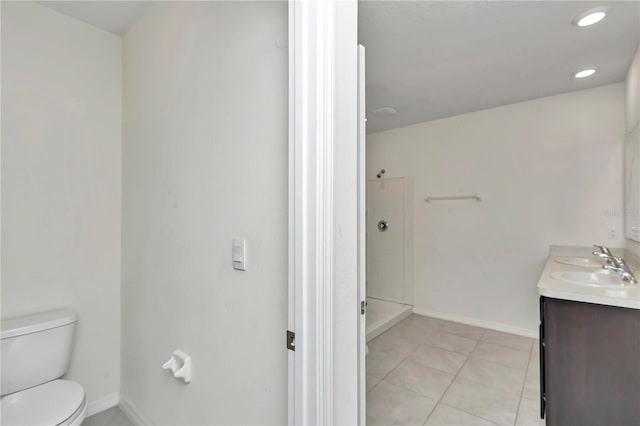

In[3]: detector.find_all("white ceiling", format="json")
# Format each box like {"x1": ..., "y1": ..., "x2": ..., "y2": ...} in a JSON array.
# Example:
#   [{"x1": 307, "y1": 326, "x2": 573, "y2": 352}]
[
  {"x1": 33, "y1": 0, "x2": 640, "y2": 132},
  {"x1": 36, "y1": 1, "x2": 154, "y2": 36},
  {"x1": 360, "y1": 1, "x2": 640, "y2": 133}
]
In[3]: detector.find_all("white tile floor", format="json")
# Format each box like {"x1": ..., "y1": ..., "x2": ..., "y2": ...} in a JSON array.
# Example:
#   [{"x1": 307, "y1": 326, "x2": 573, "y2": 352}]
[
  {"x1": 367, "y1": 314, "x2": 544, "y2": 426},
  {"x1": 82, "y1": 406, "x2": 133, "y2": 426}
]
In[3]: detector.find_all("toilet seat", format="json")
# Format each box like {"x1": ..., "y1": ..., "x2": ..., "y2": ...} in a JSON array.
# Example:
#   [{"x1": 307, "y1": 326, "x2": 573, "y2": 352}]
[{"x1": 1, "y1": 379, "x2": 86, "y2": 426}]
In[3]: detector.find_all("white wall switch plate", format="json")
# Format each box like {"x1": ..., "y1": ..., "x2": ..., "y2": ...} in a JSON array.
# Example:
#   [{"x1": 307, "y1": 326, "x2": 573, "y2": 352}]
[
  {"x1": 607, "y1": 227, "x2": 618, "y2": 240},
  {"x1": 233, "y1": 239, "x2": 247, "y2": 270}
]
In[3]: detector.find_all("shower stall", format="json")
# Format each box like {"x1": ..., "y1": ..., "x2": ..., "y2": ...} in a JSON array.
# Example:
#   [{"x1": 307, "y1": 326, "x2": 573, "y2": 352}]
[{"x1": 366, "y1": 175, "x2": 414, "y2": 340}]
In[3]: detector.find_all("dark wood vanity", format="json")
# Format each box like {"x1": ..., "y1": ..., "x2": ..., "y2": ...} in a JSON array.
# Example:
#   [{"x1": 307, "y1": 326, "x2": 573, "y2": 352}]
[{"x1": 539, "y1": 296, "x2": 640, "y2": 426}]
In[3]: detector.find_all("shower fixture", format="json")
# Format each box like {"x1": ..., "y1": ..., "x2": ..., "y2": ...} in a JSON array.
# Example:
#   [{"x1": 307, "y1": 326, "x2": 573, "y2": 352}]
[{"x1": 376, "y1": 169, "x2": 386, "y2": 178}]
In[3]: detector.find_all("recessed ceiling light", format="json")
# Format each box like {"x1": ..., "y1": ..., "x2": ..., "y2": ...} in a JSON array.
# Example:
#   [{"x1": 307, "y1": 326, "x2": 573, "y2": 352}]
[
  {"x1": 573, "y1": 7, "x2": 609, "y2": 27},
  {"x1": 574, "y1": 69, "x2": 597, "y2": 78}
]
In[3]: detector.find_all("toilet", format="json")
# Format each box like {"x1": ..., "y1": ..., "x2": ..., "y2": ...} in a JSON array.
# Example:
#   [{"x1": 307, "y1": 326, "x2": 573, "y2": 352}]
[{"x1": 1, "y1": 309, "x2": 87, "y2": 426}]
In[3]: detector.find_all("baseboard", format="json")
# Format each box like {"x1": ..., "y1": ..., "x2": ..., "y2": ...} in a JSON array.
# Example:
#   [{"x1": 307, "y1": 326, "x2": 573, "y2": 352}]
[
  {"x1": 366, "y1": 306, "x2": 412, "y2": 342},
  {"x1": 86, "y1": 393, "x2": 119, "y2": 417},
  {"x1": 412, "y1": 308, "x2": 538, "y2": 339},
  {"x1": 120, "y1": 395, "x2": 149, "y2": 426}
]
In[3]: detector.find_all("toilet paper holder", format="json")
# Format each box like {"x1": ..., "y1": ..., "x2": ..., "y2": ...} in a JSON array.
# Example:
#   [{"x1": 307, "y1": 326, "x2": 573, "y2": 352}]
[{"x1": 162, "y1": 350, "x2": 192, "y2": 383}]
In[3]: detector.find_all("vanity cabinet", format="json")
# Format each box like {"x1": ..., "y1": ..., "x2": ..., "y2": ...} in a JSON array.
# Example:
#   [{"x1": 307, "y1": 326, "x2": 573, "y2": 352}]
[{"x1": 539, "y1": 296, "x2": 640, "y2": 426}]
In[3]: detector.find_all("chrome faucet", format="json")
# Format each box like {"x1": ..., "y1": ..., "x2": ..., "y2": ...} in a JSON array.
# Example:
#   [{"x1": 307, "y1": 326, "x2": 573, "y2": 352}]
[
  {"x1": 603, "y1": 257, "x2": 638, "y2": 284},
  {"x1": 592, "y1": 245, "x2": 616, "y2": 266}
]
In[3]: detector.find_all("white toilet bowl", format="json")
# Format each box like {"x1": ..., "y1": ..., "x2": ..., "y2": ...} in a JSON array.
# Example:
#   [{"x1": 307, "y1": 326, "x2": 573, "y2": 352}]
[{"x1": 1, "y1": 380, "x2": 87, "y2": 426}]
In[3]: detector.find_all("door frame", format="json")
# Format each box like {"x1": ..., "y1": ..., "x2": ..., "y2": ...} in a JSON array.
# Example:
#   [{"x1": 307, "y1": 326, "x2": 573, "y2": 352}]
[
  {"x1": 288, "y1": 0, "x2": 360, "y2": 424},
  {"x1": 357, "y1": 43, "x2": 367, "y2": 426}
]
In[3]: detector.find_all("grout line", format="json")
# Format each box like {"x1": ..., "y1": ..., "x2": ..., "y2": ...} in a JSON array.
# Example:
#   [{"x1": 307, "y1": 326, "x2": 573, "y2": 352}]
[
  {"x1": 478, "y1": 327, "x2": 488, "y2": 340},
  {"x1": 403, "y1": 316, "x2": 488, "y2": 342},
  {"x1": 367, "y1": 351, "x2": 408, "y2": 394},
  {"x1": 479, "y1": 340, "x2": 534, "y2": 352},
  {"x1": 370, "y1": 315, "x2": 528, "y2": 426},
  {"x1": 514, "y1": 340, "x2": 535, "y2": 425},
  {"x1": 422, "y1": 331, "x2": 481, "y2": 425},
  {"x1": 479, "y1": 331, "x2": 535, "y2": 352},
  {"x1": 389, "y1": 320, "x2": 479, "y2": 357},
  {"x1": 466, "y1": 355, "x2": 530, "y2": 372},
  {"x1": 401, "y1": 323, "x2": 482, "y2": 356},
  {"x1": 366, "y1": 322, "x2": 410, "y2": 394},
  {"x1": 428, "y1": 403, "x2": 501, "y2": 426},
  {"x1": 369, "y1": 316, "x2": 483, "y2": 425},
  {"x1": 423, "y1": 325, "x2": 531, "y2": 426}
]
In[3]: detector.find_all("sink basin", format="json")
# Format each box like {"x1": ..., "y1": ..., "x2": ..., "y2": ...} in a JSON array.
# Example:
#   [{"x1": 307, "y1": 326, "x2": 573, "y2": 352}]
[
  {"x1": 554, "y1": 257, "x2": 603, "y2": 268},
  {"x1": 550, "y1": 271, "x2": 629, "y2": 288}
]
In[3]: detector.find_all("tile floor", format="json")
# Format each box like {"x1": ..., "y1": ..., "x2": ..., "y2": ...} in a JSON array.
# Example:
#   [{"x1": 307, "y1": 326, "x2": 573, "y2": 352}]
[
  {"x1": 367, "y1": 314, "x2": 544, "y2": 426},
  {"x1": 82, "y1": 406, "x2": 133, "y2": 426}
]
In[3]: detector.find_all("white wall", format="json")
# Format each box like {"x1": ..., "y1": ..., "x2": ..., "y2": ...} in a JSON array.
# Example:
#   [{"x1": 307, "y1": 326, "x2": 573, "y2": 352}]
[
  {"x1": 120, "y1": 2, "x2": 288, "y2": 424},
  {"x1": 1, "y1": 0, "x2": 122, "y2": 411},
  {"x1": 367, "y1": 84, "x2": 625, "y2": 333},
  {"x1": 625, "y1": 47, "x2": 640, "y2": 259}
]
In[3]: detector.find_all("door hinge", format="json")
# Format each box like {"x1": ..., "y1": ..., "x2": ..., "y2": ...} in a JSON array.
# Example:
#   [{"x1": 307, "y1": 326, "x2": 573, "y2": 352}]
[
  {"x1": 287, "y1": 330, "x2": 295, "y2": 351},
  {"x1": 361, "y1": 300, "x2": 367, "y2": 315}
]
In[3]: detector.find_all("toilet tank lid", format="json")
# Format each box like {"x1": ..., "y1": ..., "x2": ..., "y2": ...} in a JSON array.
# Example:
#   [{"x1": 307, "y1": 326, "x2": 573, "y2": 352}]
[{"x1": 1, "y1": 309, "x2": 77, "y2": 339}]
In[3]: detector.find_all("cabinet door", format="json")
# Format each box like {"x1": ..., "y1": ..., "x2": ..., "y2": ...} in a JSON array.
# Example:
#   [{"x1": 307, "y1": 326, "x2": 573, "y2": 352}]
[{"x1": 544, "y1": 297, "x2": 640, "y2": 426}]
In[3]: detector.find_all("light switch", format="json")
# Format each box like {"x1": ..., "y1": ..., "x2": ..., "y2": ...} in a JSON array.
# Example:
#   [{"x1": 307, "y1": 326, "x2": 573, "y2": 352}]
[{"x1": 233, "y1": 239, "x2": 247, "y2": 271}]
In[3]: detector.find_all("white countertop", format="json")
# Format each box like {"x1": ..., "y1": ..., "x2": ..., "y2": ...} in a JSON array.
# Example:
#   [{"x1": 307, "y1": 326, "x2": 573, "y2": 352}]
[{"x1": 537, "y1": 256, "x2": 640, "y2": 309}]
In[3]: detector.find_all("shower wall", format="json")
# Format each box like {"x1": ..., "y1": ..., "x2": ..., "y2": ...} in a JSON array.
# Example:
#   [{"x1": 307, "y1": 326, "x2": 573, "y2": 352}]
[
  {"x1": 367, "y1": 177, "x2": 414, "y2": 305},
  {"x1": 120, "y1": 2, "x2": 288, "y2": 424}
]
